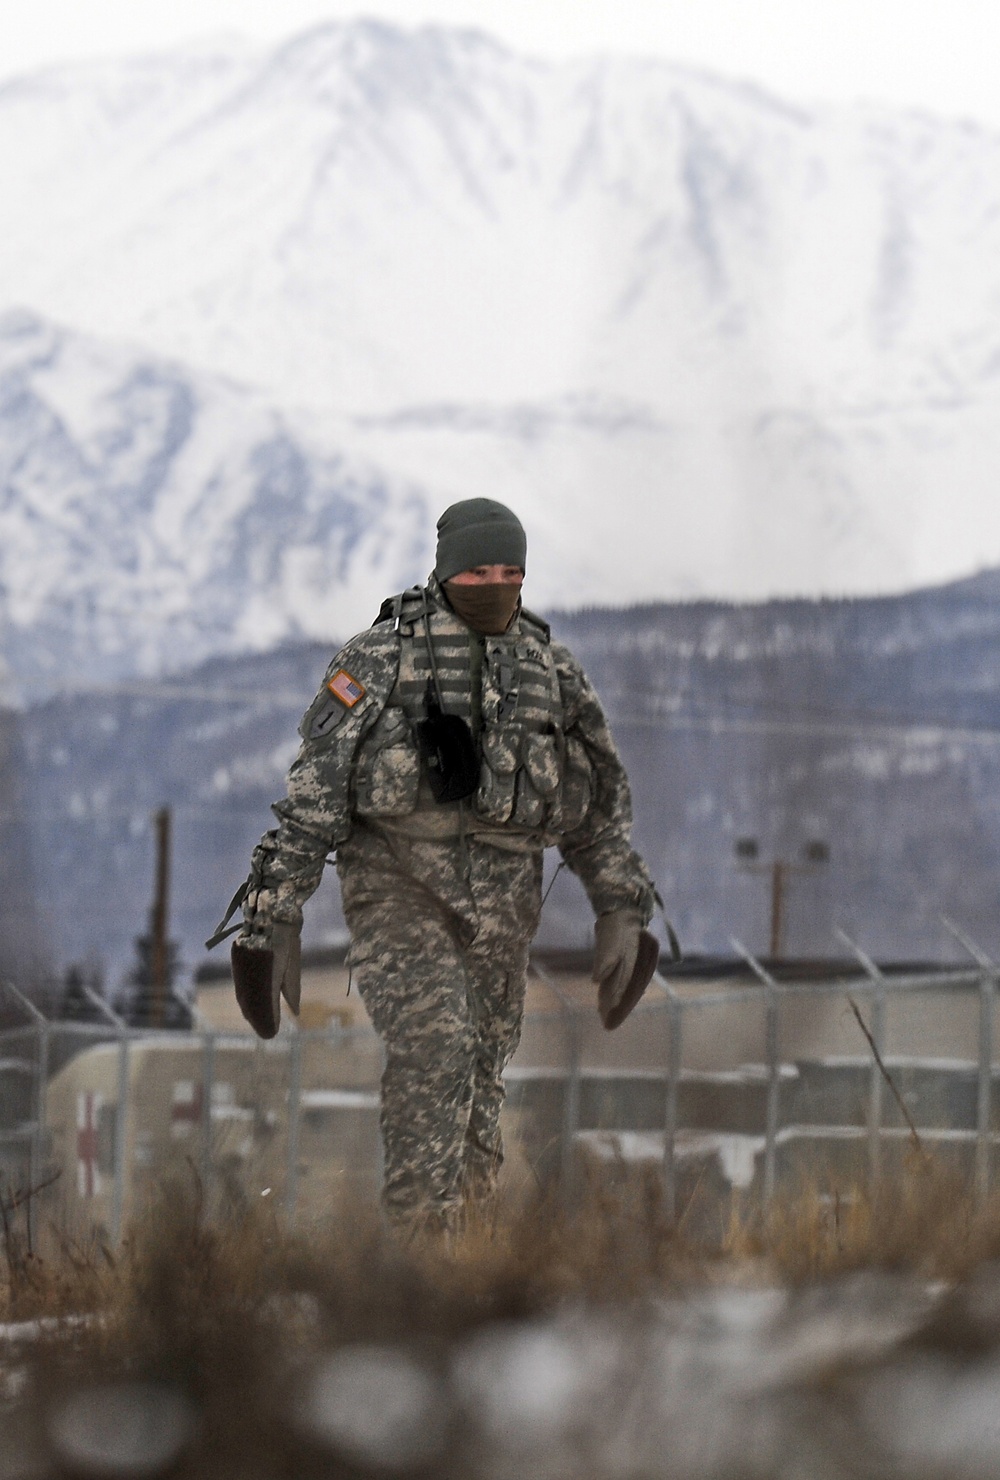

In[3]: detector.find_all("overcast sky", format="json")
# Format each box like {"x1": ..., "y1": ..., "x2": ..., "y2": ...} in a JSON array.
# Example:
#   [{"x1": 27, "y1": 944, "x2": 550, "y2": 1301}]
[{"x1": 3, "y1": 0, "x2": 1000, "y2": 130}]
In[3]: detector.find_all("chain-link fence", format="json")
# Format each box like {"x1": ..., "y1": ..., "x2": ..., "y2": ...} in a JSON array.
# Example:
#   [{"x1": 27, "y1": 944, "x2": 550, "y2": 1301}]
[{"x1": 4, "y1": 925, "x2": 1000, "y2": 1248}]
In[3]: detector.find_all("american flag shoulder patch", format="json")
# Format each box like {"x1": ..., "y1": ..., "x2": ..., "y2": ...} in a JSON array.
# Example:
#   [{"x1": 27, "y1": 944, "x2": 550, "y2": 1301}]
[{"x1": 326, "y1": 668, "x2": 366, "y2": 708}]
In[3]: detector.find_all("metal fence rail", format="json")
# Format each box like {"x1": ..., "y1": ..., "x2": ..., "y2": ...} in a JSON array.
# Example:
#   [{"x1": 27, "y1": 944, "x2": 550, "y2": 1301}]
[
  {"x1": 647, "y1": 924, "x2": 1000, "y2": 1217},
  {"x1": 2, "y1": 925, "x2": 999, "y2": 1242}
]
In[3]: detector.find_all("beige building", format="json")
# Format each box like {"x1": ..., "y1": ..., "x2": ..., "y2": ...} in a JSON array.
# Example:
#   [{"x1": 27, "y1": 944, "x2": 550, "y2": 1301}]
[
  {"x1": 40, "y1": 948, "x2": 983, "y2": 1244},
  {"x1": 38, "y1": 948, "x2": 613, "y2": 1242}
]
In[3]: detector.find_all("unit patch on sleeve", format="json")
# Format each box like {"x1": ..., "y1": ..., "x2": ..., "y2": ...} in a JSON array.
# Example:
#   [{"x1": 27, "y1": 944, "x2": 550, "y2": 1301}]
[{"x1": 327, "y1": 669, "x2": 367, "y2": 708}]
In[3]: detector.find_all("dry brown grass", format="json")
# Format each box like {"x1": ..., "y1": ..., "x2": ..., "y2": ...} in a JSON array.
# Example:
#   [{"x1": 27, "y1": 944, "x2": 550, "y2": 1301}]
[
  {"x1": 1, "y1": 1178, "x2": 697, "y2": 1480},
  {"x1": 723, "y1": 1155, "x2": 1000, "y2": 1285},
  {"x1": 0, "y1": 1166, "x2": 699, "y2": 1328},
  {"x1": 5, "y1": 1165, "x2": 1000, "y2": 1478},
  {"x1": 0, "y1": 1175, "x2": 114, "y2": 1325},
  {"x1": 7, "y1": 1157, "x2": 1000, "y2": 1331}
]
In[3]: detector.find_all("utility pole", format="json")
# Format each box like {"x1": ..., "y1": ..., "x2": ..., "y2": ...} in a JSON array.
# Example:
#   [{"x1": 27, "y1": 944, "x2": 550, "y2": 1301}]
[
  {"x1": 768, "y1": 860, "x2": 784, "y2": 959},
  {"x1": 735, "y1": 838, "x2": 829, "y2": 959},
  {"x1": 150, "y1": 806, "x2": 171, "y2": 1029},
  {"x1": 123, "y1": 805, "x2": 182, "y2": 1029}
]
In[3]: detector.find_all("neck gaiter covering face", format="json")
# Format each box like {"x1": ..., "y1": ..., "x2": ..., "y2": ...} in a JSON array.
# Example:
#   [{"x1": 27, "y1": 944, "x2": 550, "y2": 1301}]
[{"x1": 443, "y1": 581, "x2": 522, "y2": 635}]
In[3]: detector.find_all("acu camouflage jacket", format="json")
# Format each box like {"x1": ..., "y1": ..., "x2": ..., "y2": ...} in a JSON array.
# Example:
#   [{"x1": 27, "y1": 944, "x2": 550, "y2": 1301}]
[{"x1": 242, "y1": 580, "x2": 656, "y2": 934}]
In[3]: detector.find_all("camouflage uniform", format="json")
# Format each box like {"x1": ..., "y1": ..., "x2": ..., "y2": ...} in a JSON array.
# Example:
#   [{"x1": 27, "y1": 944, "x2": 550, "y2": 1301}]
[
  {"x1": 336, "y1": 826, "x2": 542, "y2": 1215},
  {"x1": 242, "y1": 579, "x2": 655, "y2": 1227}
]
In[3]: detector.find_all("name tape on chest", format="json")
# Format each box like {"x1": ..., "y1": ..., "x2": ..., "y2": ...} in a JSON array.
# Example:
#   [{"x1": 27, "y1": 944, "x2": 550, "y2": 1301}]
[
  {"x1": 520, "y1": 643, "x2": 547, "y2": 666},
  {"x1": 327, "y1": 669, "x2": 367, "y2": 709}
]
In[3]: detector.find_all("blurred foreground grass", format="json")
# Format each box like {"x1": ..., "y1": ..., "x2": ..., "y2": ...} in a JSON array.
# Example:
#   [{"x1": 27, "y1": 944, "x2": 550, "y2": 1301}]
[
  {"x1": 8, "y1": 1154, "x2": 1000, "y2": 1327},
  {"x1": 6, "y1": 1162, "x2": 1000, "y2": 1478}
]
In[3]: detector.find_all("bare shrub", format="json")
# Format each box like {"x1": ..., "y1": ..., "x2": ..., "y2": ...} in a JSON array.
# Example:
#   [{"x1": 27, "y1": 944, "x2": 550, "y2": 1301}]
[
  {"x1": 7, "y1": 1165, "x2": 1000, "y2": 1478},
  {"x1": 724, "y1": 1154, "x2": 1000, "y2": 1284}
]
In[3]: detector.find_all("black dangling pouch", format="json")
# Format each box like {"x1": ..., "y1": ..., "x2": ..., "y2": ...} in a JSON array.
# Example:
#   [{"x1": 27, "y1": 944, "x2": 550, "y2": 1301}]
[{"x1": 416, "y1": 679, "x2": 480, "y2": 802}]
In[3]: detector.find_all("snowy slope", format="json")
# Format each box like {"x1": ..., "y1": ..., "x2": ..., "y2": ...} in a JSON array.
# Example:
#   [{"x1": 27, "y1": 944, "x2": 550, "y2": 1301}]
[
  {"x1": 2, "y1": 21, "x2": 1000, "y2": 650},
  {"x1": 344, "y1": 389, "x2": 1000, "y2": 603},
  {"x1": 0, "y1": 310, "x2": 431, "y2": 701},
  {"x1": 3, "y1": 23, "x2": 1000, "y2": 416}
]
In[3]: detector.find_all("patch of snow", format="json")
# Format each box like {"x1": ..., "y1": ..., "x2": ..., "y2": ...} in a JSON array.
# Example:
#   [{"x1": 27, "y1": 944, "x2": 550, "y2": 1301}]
[
  {"x1": 296, "y1": 1345, "x2": 449, "y2": 1470},
  {"x1": 300, "y1": 1090, "x2": 379, "y2": 1110},
  {"x1": 46, "y1": 1381, "x2": 197, "y2": 1477}
]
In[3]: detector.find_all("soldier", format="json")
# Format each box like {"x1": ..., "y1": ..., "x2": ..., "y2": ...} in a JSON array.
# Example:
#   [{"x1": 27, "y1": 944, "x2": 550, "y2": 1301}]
[{"x1": 215, "y1": 498, "x2": 668, "y2": 1232}]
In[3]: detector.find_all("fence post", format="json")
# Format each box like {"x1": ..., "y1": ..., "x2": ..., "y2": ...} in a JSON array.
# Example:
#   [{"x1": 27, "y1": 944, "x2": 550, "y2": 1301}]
[
  {"x1": 113, "y1": 1032, "x2": 130, "y2": 1241},
  {"x1": 286, "y1": 1029, "x2": 303, "y2": 1221},
  {"x1": 172, "y1": 990, "x2": 216, "y2": 1220},
  {"x1": 200, "y1": 1030, "x2": 215, "y2": 1218},
  {"x1": 34, "y1": 1019, "x2": 50, "y2": 1250},
  {"x1": 650, "y1": 967, "x2": 684, "y2": 1222},
  {"x1": 665, "y1": 989, "x2": 682, "y2": 1222},
  {"x1": 532, "y1": 961, "x2": 581, "y2": 1200},
  {"x1": 765, "y1": 982, "x2": 780, "y2": 1202},
  {"x1": 0, "y1": 981, "x2": 49, "y2": 1252},
  {"x1": 941, "y1": 919, "x2": 999, "y2": 1205},
  {"x1": 978, "y1": 976, "x2": 995, "y2": 1204},
  {"x1": 733, "y1": 941, "x2": 781, "y2": 1203}
]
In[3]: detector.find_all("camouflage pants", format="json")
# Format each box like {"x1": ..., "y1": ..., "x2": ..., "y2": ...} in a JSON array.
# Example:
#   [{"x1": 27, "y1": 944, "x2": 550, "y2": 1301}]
[{"x1": 337, "y1": 823, "x2": 543, "y2": 1228}]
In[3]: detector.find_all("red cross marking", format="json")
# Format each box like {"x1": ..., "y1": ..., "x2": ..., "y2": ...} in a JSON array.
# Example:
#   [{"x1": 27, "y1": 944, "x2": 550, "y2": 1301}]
[{"x1": 171, "y1": 1080, "x2": 203, "y2": 1132}]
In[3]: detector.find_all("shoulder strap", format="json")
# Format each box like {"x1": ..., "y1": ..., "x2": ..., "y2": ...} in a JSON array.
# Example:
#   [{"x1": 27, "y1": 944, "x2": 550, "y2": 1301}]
[
  {"x1": 520, "y1": 607, "x2": 551, "y2": 641},
  {"x1": 373, "y1": 586, "x2": 425, "y2": 630}
]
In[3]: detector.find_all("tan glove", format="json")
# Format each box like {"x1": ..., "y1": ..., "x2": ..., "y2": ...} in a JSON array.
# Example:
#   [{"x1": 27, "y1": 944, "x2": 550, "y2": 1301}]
[
  {"x1": 231, "y1": 921, "x2": 301, "y2": 1039},
  {"x1": 273, "y1": 922, "x2": 302, "y2": 1015},
  {"x1": 593, "y1": 908, "x2": 642, "y2": 1011},
  {"x1": 593, "y1": 910, "x2": 664, "y2": 1030}
]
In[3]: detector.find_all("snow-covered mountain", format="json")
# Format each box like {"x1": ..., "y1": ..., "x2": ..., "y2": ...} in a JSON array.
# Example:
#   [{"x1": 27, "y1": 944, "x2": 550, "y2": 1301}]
[
  {"x1": 5, "y1": 22, "x2": 1000, "y2": 416},
  {"x1": 4, "y1": 20, "x2": 1000, "y2": 683},
  {"x1": 0, "y1": 310, "x2": 430, "y2": 702}
]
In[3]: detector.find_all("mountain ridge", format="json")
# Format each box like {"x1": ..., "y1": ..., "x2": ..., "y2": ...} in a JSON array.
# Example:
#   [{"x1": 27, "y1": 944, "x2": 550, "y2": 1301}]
[
  {"x1": 6, "y1": 306, "x2": 1000, "y2": 701},
  {"x1": 4, "y1": 21, "x2": 1000, "y2": 666},
  {"x1": 15, "y1": 564, "x2": 1000, "y2": 980},
  {"x1": 6, "y1": 18, "x2": 1000, "y2": 417},
  {"x1": 0, "y1": 309, "x2": 433, "y2": 703}
]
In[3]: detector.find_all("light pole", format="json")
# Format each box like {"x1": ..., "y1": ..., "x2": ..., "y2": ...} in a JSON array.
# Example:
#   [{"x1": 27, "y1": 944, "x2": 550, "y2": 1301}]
[
  {"x1": 734, "y1": 837, "x2": 830, "y2": 958},
  {"x1": 150, "y1": 806, "x2": 171, "y2": 1029}
]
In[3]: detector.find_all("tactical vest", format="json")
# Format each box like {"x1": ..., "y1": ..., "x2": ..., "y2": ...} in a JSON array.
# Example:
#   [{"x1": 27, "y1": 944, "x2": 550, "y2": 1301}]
[{"x1": 350, "y1": 585, "x2": 594, "y2": 838}]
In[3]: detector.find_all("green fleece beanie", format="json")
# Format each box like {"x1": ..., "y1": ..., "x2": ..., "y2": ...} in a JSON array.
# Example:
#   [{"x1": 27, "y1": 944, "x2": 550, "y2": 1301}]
[{"x1": 434, "y1": 499, "x2": 527, "y2": 583}]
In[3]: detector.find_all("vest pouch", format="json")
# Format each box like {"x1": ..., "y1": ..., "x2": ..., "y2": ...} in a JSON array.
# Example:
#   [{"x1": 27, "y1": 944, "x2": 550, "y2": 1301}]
[
  {"x1": 476, "y1": 726, "x2": 520, "y2": 824},
  {"x1": 558, "y1": 734, "x2": 595, "y2": 833},
  {"x1": 353, "y1": 709, "x2": 422, "y2": 817},
  {"x1": 522, "y1": 731, "x2": 560, "y2": 794},
  {"x1": 514, "y1": 730, "x2": 561, "y2": 828}
]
